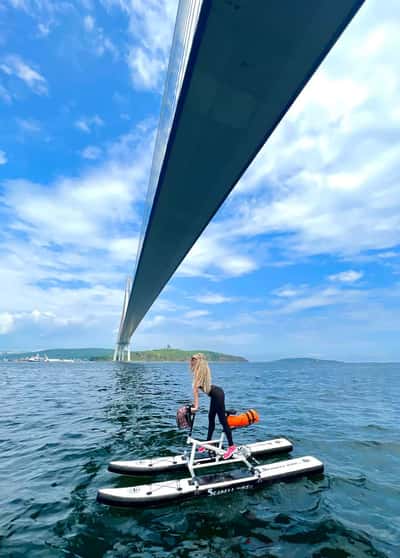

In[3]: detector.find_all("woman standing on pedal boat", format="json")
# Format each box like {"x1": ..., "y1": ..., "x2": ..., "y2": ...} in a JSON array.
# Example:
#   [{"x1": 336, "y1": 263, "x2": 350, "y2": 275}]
[{"x1": 190, "y1": 353, "x2": 237, "y2": 460}]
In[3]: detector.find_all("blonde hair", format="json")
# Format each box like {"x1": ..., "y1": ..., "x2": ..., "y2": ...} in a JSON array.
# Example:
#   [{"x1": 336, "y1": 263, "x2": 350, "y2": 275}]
[{"x1": 191, "y1": 353, "x2": 212, "y2": 394}]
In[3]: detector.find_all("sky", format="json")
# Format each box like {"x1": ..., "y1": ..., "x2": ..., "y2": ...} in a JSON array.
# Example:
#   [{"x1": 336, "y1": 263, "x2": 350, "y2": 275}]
[{"x1": 1, "y1": 0, "x2": 400, "y2": 361}]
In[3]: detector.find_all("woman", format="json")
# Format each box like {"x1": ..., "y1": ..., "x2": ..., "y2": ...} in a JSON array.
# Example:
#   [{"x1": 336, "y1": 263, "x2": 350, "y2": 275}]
[{"x1": 190, "y1": 353, "x2": 237, "y2": 460}]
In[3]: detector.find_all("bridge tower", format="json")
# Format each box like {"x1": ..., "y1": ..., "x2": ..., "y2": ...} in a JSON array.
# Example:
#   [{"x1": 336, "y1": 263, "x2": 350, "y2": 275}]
[{"x1": 113, "y1": 277, "x2": 132, "y2": 362}]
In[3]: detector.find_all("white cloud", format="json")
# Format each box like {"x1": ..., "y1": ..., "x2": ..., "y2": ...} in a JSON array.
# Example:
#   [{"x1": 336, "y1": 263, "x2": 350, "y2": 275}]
[
  {"x1": 37, "y1": 22, "x2": 51, "y2": 36},
  {"x1": 0, "y1": 313, "x2": 15, "y2": 334},
  {"x1": 0, "y1": 84, "x2": 12, "y2": 103},
  {"x1": 3, "y1": 158, "x2": 144, "y2": 247},
  {"x1": 82, "y1": 14, "x2": 118, "y2": 57},
  {"x1": 127, "y1": 47, "x2": 165, "y2": 90},
  {"x1": 0, "y1": 55, "x2": 47, "y2": 95},
  {"x1": 6, "y1": 0, "x2": 52, "y2": 13},
  {"x1": 75, "y1": 115, "x2": 104, "y2": 133},
  {"x1": 95, "y1": 35, "x2": 118, "y2": 58},
  {"x1": 131, "y1": 281, "x2": 400, "y2": 360},
  {"x1": 3, "y1": 0, "x2": 400, "y2": 359},
  {"x1": 194, "y1": 293, "x2": 233, "y2": 304},
  {"x1": 127, "y1": 0, "x2": 177, "y2": 89},
  {"x1": 5, "y1": 0, "x2": 71, "y2": 45},
  {"x1": 17, "y1": 118, "x2": 41, "y2": 133},
  {"x1": 85, "y1": 2, "x2": 400, "y2": 288},
  {"x1": 199, "y1": 5, "x2": 400, "y2": 267},
  {"x1": 0, "y1": 280, "x2": 121, "y2": 339},
  {"x1": 8, "y1": 0, "x2": 28, "y2": 9},
  {"x1": 103, "y1": 0, "x2": 178, "y2": 90},
  {"x1": 0, "y1": 150, "x2": 7, "y2": 165},
  {"x1": 81, "y1": 145, "x2": 102, "y2": 160},
  {"x1": 377, "y1": 251, "x2": 398, "y2": 260},
  {"x1": 179, "y1": 233, "x2": 258, "y2": 278},
  {"x1": 259, "y1": 283, "x2": 367, "y2": 317},
  {"x1": 31, "y1": 309, "x2": 58, "y2": 322},
  {"x1": 183, "y1": 309, "x2": 209, "y2": 319},
  {"x1": 140, "y1": 314, "x2": 166, "y2": 330},
  {"x1": 121, "y1": 2, "x2": 400, "y2": 281},
  {"x1": 108, "y1": 236, "x2": 139, "y2": 261},
  {"x1": 277, "y1": 287, "x2": 346, "y2": 314},
  {"x1": 274, "y1": 286, "x2": 303, "y2": 298},
  {"x1": 0, "y1": 123, "x2": 155, "y2": 347},
  {"x1": 83, "y1": 14, "x2": 95, "y2": 31},
  {"x1": 329, "y1": 270, "x2": 363, "y2": 283}
]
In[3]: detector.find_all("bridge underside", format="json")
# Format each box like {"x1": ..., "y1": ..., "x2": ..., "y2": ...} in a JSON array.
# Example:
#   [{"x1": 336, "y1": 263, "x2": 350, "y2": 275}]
[{"x1": 118, "y1": 0, "x2": 364, "y2": 346}]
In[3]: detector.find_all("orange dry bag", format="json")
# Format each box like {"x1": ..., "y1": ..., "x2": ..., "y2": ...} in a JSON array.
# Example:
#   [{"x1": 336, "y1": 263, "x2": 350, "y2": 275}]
[{"x1": 227, "y1": 409, "x2": 259, "y2": 428}]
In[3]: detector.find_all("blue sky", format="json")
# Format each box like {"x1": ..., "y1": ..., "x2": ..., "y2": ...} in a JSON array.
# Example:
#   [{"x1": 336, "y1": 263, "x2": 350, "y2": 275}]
[{"x1": 1, "y1": 0, "x2": 400, "y2": 361}]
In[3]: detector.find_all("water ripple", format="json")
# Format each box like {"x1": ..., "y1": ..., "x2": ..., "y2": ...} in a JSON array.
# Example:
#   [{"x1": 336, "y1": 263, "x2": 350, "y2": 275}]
[{"x1": 0, "y1": 360, "x2": 399, "y2": 557}]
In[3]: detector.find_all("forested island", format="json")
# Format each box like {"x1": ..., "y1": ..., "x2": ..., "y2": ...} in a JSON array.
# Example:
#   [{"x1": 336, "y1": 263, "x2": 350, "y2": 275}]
[
  {"x1": 4, "y1": 347, "x2": 247, "y2": 362},
  {"x1": 95, "y1": 348, "x2": 247, "y2": 362}
]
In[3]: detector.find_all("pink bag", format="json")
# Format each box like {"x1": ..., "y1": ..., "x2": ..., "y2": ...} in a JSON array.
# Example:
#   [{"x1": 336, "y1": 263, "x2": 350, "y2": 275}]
[{"x1": 176, "y1": 406, "x2": 193, "y2": 429}]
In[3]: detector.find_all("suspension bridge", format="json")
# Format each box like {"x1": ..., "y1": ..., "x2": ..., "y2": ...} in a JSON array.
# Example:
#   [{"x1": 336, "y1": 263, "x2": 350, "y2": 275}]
[{"x1": 114, "y1": 0, "x2": 365, "y2": 361}]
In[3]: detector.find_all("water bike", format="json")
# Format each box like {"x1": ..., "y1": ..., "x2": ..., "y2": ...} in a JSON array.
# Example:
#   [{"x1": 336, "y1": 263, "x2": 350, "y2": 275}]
[{"x1": 97, "y1": 406, "x2": 323, "y2": 507}]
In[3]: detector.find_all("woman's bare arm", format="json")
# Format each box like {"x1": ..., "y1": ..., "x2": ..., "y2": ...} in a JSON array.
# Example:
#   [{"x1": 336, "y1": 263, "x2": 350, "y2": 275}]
[{"x1": 191, "y1": 385, "x2": 199, "y2": 412}]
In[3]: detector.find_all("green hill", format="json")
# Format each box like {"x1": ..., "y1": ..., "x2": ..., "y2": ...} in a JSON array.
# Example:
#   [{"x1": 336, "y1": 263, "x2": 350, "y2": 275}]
[
  {"x1": 95, "y1": 348, "x2": 247, "y2": 362},
  {"x1": 3, "y1": 348, "x2": 111, "y2": 360}
]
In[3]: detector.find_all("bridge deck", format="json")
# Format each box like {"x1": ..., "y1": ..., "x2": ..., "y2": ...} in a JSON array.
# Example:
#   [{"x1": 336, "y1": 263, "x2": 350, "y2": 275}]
[{"x1": 118, "y1": 0, "x2": 364, "y2": 345}]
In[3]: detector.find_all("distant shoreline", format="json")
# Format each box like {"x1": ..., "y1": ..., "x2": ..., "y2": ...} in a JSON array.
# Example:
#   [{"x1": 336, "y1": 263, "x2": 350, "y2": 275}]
[
  {"x1": 0, "y1": 347, "x2": 247, "y2": 363},
  {"x1": 1, "y1": 350, "x2": 399, "y2": 365}
]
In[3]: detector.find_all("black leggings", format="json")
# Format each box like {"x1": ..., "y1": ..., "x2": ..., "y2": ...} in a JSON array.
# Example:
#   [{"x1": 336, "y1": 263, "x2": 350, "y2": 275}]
[{"x1": 207, "y1": 385, "x2": 234, "y2": 446}]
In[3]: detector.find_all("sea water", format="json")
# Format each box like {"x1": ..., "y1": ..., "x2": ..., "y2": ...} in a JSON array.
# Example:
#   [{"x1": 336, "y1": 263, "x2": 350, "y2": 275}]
[{"x1": 1, "y1": 360, "x2": 399, "y2": 557}]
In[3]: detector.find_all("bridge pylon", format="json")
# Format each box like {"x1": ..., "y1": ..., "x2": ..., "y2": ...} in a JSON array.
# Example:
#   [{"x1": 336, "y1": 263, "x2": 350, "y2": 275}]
[
  {"x1": 114, "y1": 277, "x2": 133, "y2": 362},
  {"x1": 113, "y1": 343, "x2": 131, "y2": 362}
]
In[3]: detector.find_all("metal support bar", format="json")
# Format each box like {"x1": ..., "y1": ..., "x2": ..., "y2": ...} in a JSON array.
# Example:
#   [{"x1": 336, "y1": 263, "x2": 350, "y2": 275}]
[{"x1": 186, "y1": 434, "x2": 258, "y2": 479}]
